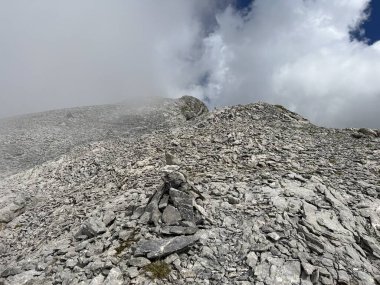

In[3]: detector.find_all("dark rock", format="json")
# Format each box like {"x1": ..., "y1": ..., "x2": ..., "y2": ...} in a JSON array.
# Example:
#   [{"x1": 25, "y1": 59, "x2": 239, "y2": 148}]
[
  {"x1": 358, "y1": 128, "x2": 378, "y2": 137},
  {"x1": 66, "y1": 112, "x2": 74, "y2": 118},
  {"x1": 227, "y1": 196, "x2": 240, "y2": 205},
  {"x1": 144, "y1": 184, "x2": 166, "y2": 225},
  {"x1": 299, "y1": 226, "x2": 325, "y2": 255},
  {"x1": 352, "y1": 133, "x2": 364, "y2": 139},
  {"x1": 361, "y1": 235, "x2": 380, "y2": 258},
  {"x1": 159, "y1": 194, "x2": 169, "y2": 209},
  {"x1": 165, "y1": 151, "x2": 180, "y2": 165},
  {"x1": 311, "y1": 268, "x2": 320, "y2": 284},
  {"x1": 178, "y1": 95, "x2": 208, "y2": 120},
  {"x1": 169, "y1": 188, "x2": 194, "y2": 222},
  {"x1": 164, "y1": 172, "x2": 187, "y2": 189}
]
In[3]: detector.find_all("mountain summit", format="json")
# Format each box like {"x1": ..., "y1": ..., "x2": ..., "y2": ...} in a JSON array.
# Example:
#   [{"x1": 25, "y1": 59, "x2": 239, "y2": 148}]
[{"x1": 0, "y1": 96, "x2": 379, "y2": 285}]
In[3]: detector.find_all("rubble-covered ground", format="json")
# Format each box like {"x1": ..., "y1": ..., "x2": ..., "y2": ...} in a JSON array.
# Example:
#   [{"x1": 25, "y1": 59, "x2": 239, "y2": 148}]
[
  {"x1": 0, "y1": 96, "x2": 379, "y2": 285},
  {"x1": 0, "y1": 96, "x2": 207, "y2": 179}
]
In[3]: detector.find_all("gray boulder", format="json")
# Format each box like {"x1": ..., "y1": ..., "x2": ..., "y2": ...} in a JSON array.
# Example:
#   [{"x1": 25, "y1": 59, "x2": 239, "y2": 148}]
[
  {"x1": 103, "y1": 267, "x2": 123, "y2": 285},
  {"x1": 75, "y1": 218, "x2": 107, "y2": 239},
  {"x1": 0, "y1": 196, "x2": 26, "y2": 223}
]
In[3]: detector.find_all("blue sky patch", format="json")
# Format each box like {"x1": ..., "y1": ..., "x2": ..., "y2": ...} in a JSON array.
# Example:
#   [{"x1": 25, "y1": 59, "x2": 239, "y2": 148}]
[{"x1": 362, "y1": 0, "x2": 380, "y2": 44}]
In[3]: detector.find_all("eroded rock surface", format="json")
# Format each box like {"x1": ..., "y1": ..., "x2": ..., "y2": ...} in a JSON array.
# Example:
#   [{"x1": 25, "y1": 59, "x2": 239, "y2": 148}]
[{"x1": 0, "y1": 98, "x2": 379, "y2": 284}]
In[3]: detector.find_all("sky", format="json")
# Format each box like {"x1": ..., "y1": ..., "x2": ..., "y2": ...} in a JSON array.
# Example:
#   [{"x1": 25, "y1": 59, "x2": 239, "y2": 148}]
[{"x1": 0, "y1": 0, "x2": 380, "y2": 128}]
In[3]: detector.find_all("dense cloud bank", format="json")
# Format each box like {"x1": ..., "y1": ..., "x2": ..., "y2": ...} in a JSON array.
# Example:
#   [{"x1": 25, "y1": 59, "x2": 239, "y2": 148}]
[{"x1": 1, "y1": 0, "x2": 379, "y2": 127}]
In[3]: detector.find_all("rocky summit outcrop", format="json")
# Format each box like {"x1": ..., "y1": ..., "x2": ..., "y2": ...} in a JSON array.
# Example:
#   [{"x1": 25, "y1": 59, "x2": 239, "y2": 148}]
[{"x1": 0, "y1": 97, "x2": 380, "y2": 285}]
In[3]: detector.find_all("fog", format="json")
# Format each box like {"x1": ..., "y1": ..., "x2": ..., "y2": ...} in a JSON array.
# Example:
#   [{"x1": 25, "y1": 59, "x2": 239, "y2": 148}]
[
  {"x1": 1, "y1": 0, "x2": 380, "y2": 128},
  {"x1": 0, "y1": 1, "x2": 218, "y2": 117}
]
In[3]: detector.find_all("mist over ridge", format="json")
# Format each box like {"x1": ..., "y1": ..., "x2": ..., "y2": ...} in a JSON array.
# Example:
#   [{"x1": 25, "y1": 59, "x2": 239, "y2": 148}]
[{"x1": 1, "y1": 0, "x2": 380, "y2": 128}]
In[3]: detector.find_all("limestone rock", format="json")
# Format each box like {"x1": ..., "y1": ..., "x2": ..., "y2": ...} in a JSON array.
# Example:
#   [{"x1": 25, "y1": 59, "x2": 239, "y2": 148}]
[
  {"x1": 160, "y1": 226, "x2": 198, "y2": 235},
  {"x1": 0, "y1": 196, "x2": 26, "y2": 223},
  {"x1": 103, "y1": 267, "x2": 123, "y2": 285},
  {"x1": 126, "y1": 267, "x2": 139, "y2": 279},
  {"x1": 75, "y1": 218, "x2": 107, "y2": 239},
  {"x1": 254, "y1": 257, "x2": 301, "y2": 285},
  {"x1": 134, "y1": 235, "x2": 199, "y2": 259},
  {"x1": 128, "y1": 257, "x2": 151, "y2": 268},
  {"x1": 165, "y1": 151, "x2": 180, "y2": 165},
  {"x1": 103, "y1": 211, "x2": 116, "y2": 227},
  {"x1": 89, "y1": 274, "x2": 105, "y2": 285},
  {"x1": 5, "y1": 270, "x2": 39, "y2": 285},
  {"x1": 246, "y1": 252, "x2": 258, "y2": 269},
  {"x1": 162, "y1": 205, "x2": 181, "y2": 225},
  {"x1": 1, "y1": 97, "x2": 379, "y2": 285}
]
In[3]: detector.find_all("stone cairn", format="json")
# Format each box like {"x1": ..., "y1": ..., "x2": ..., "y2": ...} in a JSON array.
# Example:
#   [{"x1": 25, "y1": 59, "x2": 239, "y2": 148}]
[{"x1": 132, "y1": 158, "x2": 205, "y2": 261}]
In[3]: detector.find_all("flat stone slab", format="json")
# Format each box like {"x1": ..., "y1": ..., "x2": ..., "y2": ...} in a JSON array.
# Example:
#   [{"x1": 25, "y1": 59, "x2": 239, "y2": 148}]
[
  {"x1": 134, "y1": 235, "x2": 199, "y2": 259},
  {"x1": 161, "y1": 226, "x2": 198, "y2": 235}
]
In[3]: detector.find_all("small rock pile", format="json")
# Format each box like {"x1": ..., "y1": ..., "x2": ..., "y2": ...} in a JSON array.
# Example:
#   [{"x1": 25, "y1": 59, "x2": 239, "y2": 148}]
[
  {"x1": 0, "y1": 164, "x2": 207, "y2": 285},
  {"x1": 133, "y1": 164, "x2": 205, "y2": 260}
]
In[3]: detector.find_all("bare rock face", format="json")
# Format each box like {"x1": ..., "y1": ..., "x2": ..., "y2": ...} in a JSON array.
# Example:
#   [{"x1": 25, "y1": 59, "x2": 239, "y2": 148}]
[{"x1": 1, "y1": 97, "x2": 380, "y2": 284}]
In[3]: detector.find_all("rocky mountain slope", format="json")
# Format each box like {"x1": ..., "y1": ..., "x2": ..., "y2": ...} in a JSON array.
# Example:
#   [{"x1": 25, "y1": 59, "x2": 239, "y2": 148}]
[
  {"x1": 0, "y1": 96, "x2": 207, "y2": 178},
  {"x1": 0, "y1": 96, "x2": 379, "y2": 285}
]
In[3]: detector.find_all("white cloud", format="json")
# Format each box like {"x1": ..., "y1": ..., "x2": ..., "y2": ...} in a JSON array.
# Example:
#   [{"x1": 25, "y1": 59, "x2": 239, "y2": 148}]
[
  {"x1": 0, "y1": 0, "x2": 215, "y2": 117},
  {"x1": 0, "y1": 0, "x2": 379, "y2": 127},
  {"x1": 192, "y1": 0, "x2": 380, "y2": 127}
]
